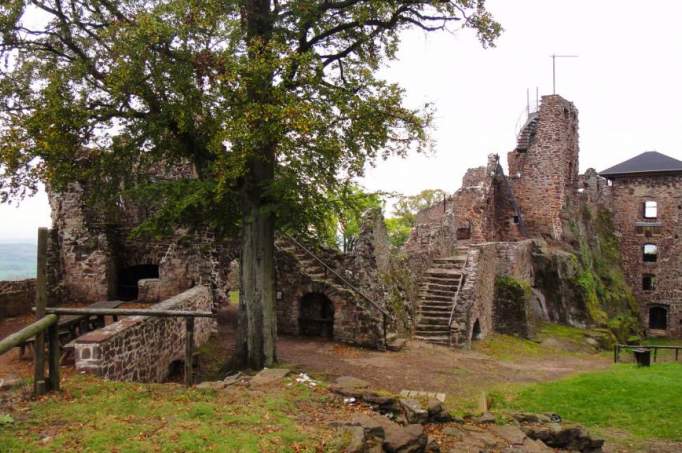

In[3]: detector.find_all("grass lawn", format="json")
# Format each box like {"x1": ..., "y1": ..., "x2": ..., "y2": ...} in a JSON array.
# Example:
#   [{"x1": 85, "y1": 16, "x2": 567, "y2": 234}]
[
  {"x1": 492, "y1": 363, "x2": 682, "y2": 441},
  {"x1": 0, "y1": 374, "x2": 339, "y2": 452},
  {"x1": 474, "y1": 322, "x2": 603, "y2": 361}
]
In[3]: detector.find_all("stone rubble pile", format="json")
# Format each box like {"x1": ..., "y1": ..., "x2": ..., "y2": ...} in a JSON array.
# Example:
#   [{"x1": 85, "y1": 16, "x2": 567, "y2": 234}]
[{"x1": 329, "y1": 376, "x2": 605, "y2": 453}]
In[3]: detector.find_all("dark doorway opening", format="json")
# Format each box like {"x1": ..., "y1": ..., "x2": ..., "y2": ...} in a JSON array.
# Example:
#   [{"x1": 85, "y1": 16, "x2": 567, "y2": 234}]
[
  {"x1": 649, "y1": 306, "x2": 668, "y2": 330},
  {"x1": 299, "y1": 292, "x2": 334, "y2": 338},
  {"x1": 472, "y1": 319, "x2": 482, "y2": 341},
  {"x1": 117, "y1": 264, "x2": 159, "y2": 301}
]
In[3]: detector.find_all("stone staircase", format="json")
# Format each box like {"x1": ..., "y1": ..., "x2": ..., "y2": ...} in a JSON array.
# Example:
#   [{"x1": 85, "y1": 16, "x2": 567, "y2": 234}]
[
  {"x1": 414, "y1": 248, "x2": 469, "y2": 346},
  {"x1": 275, "y1": 237, "x2": 390, "y2": 319},
  {"x1": 275, "y1": 239, "x2": 335, "y2": 284},
  {"x1": 516, "y1": 112, "x2": 539, "y2": 152}
]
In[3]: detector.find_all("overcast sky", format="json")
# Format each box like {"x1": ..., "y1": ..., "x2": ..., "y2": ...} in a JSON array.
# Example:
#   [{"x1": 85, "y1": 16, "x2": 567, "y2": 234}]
[{"x1": 2, "y1": 0, "x2": 682, "y2": 241}]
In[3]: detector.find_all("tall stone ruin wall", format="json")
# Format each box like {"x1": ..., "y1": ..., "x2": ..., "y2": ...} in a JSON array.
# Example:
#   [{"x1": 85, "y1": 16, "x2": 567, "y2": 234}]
[
  {"x1": 73, "y1": 286, "x2": 215, "y2": 382},
  {"x1": 508, "y1": 95, "x2": 579, "y2": 240}
]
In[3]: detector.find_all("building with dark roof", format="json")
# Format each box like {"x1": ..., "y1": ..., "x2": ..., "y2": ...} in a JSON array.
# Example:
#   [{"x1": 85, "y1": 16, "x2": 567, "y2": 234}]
[
  {"x1": 600, "y1": 151, "x2": 682, "y2": 178},
  {"x1": 601, "y1": 151, "x2": 682, "y2": 337}
]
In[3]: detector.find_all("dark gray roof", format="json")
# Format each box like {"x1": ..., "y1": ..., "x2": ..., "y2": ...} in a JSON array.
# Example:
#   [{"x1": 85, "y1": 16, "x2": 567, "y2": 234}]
[{"x1": 600, "y1": 151, "x2": 682, "y2": 177}]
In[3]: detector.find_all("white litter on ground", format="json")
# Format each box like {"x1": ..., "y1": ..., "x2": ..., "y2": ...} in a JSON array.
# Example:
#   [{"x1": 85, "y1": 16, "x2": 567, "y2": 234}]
[{"x1": 295, "y1": 372, "x2": 318, "y2": 388}]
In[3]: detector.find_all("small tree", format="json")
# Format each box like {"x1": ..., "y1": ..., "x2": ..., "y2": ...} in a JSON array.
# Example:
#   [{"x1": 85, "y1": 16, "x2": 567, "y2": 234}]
[
  {"x1": 385, "y1": 189, "x2": 448, "y2": 246},
  {"x1": 0, "y1": 1, "x2": 500, "y2": 369}
]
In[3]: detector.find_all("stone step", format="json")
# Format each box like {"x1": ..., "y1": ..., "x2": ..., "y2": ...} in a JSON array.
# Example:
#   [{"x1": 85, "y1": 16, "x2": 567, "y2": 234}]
[
  {"x1": 433, "y1": 255, "x2": 466, "y2": 264},
  {"x1": 423, "y1": 283, "x2": 460, "y2": 292},
  {"x1": 422, "y1": 288, "x2": 457, "y2": 297},
  {"x1": 419, "y1": 296, "x2": 455, "y2": 304},
  {"x1": 417, "y1": 316, "x2": 451, "y2": 326},
  {"x1": 414, "y1": 335, "x2": 450, "y2": 345},
  {"x1": 419, "y1": 300, "x2": 452, "y2": 307},
  {"x1": 418, "y1": 304, "x2": 452, "y2": 312},
  {"x1": 415, "y1": 328, "x2": 450, "y2": 336},
  {"x1": 425, "y1": 269, "x2": 462, "y2": 277},
  {"x1": 424, "y1": 278, "x2": 461, "y2": 287}
]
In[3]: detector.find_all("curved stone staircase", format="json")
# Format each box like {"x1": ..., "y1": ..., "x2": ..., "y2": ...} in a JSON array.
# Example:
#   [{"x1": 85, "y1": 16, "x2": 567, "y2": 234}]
[{"x1": 414, "y1": 248, "x2": 469, "y2": 346}]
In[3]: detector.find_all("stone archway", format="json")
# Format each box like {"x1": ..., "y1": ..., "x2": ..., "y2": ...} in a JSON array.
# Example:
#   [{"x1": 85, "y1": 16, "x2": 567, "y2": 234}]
[
  {"x1": 117, "y1": 264, "x2": 159, "y2": 301},
  {"x1": 471, "y1": 319, "x2": 482, "y2": 341},
  {"x1": 299, "y1": 292, "x2": 334, "y2": 338}
]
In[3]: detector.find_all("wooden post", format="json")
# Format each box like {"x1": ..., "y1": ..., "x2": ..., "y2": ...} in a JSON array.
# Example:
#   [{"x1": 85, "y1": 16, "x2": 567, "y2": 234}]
[
  {"x1": 654, "y1": 347, "x2": 658, "y2": 363},
  {"x1": 185, "y1": 317, "x2": 195, "y2": 387},
  {"x1": 676, "y1": 348, "x2": 679, "y2": 362},
  {"x1": 33, "y1": 227, "x2": 48, "y2": 396},
  {"x1": 47, "y1": 320, "x2": 60, "y2": 391}
]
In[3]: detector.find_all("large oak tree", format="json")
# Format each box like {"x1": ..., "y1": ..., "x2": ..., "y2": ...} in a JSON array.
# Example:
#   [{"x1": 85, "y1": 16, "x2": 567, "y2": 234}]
[{"x1": 0, "y1": 0, "x2": 500, "y2": 369}]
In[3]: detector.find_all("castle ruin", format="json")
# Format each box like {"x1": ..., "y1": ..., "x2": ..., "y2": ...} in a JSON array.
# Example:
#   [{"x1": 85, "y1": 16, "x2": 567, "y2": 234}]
[{"x1": 16, "y1": 94, "x2": 679, "y2": 382}]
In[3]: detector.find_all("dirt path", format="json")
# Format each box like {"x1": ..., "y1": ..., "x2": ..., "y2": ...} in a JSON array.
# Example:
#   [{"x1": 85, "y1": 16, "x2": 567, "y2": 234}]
[{"x1": 205, "y1": 306, "x2": 610, "y2": 402}]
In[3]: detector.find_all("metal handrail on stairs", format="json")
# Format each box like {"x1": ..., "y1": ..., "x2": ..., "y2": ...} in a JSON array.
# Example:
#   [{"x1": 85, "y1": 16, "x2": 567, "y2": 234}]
[
  {"x1": 447, "y1": 250, "x2": 470, "y2": 344},
  {"x1": 280, "y1": 233, "x2": 393, "y2": 320}
]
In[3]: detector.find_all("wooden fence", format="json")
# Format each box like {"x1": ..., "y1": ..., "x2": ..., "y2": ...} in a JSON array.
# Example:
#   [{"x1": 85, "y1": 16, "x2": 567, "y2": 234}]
[{"x1": 614, "y1": 343, "x2": 682, "y2": 363}]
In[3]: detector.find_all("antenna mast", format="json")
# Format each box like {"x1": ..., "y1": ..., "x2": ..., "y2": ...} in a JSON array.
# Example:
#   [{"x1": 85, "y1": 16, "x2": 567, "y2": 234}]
[{"x1": 550, "y1": 54, "x2": 578, "y2": 94}]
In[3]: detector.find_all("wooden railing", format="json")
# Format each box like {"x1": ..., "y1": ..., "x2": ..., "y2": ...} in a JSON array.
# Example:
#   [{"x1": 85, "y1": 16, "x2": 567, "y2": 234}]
[
  {"x1": 281, "y1": 233, "x2": 394, "y2": 320},
  {"x1": 614, "y1": 343, "x2": 682, "y2": 363},
  {"x1": 0, "y1": 314, "x2": 61, "y2": 394},
  {"x1": 44, "y1": 307, "x2": 215, "y2": 387}
]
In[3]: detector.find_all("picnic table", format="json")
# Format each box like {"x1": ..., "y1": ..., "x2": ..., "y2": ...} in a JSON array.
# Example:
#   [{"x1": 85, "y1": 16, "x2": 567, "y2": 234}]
[{"x1": 19, "y1": 300, "x2": 125, "y2": 357}]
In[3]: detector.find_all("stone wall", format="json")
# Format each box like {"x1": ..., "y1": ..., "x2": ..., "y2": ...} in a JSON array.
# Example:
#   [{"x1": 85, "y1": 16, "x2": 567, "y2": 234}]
[
  {"x1": 73, "y1": 286, "x2": 216, "y2": 382},
  {"x1": 274, "y1": 210, "x2": 392, "y2": 350},
  {"x1": 0, "y1": 279, "x2": 36, "y2": 320},
  {"x1": 449, "y1": 244, "x2": 497, "y2": 346},
  {"x1": 608, "y1": 173, "x2": 682, "y2": 337},
  {"x1": 493, "y1": 276, "x2": 534, "y2": 338},
  {"x1": 48, "y1": 181, "x2": 236, "y2": 308},
  {"x1": 508, "y1": 95, "x2": 579, "y2": 240}
]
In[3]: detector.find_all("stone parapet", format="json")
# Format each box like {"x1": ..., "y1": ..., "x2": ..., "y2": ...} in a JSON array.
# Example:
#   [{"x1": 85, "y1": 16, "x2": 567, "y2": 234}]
[{"x1": 73, "y1": 286, "x2": 216, "y2": 382}]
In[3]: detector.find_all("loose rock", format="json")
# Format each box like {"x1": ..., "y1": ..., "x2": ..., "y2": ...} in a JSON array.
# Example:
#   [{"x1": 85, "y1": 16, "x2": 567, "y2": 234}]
[{"x1": 250, "y1": 368, "x2": 290, "y2": 386}]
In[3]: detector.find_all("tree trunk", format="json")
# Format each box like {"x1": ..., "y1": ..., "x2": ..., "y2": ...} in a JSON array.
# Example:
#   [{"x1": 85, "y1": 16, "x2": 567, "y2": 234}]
[
  {"x1": 236, "y1": 0, "x2": 276, "y2": 370},
  {"x1": 237, "y1": 176, "x2": 277, "y2": 369}
]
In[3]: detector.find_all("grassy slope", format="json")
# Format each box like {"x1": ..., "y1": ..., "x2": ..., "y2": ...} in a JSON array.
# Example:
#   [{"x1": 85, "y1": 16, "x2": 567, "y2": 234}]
[
  {"x1": 492, "y1": 363, "x2": 682, "y2": 441},
  {"x1": 0, "y1": 375, "x2": 336, "y2": 453}
]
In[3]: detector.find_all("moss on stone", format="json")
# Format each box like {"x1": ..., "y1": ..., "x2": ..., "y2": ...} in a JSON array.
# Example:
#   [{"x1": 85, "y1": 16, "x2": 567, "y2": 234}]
[
  {"x1": 568, "y1": 205, "x2": 639, "y2": 340},
  {"x1": 495, "y1": 276, "x2": 531, "y2": 303}
]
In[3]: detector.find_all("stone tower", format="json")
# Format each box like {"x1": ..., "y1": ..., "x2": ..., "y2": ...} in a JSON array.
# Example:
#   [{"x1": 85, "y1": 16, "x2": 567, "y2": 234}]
[{"x1": 507, "y1": 95, "x2": 579, "y2": 240}]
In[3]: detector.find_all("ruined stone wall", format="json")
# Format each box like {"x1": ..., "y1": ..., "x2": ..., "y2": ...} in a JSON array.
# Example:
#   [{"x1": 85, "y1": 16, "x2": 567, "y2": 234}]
[
  {"x1": 449, "y1": 244, "x2": 497, "y2": 346},
  {"x1": 508, "y1": 95, "x2": 579, "y2": 240},
  {"x1": 49, "y1": 180, "x2": 235, "y2": 307},
  {"x1": 414, "y1": 197, "x2": 455, "y2": 225},
  {"x1": 275, "y1": 248, "x2": 386, "y2": 349},
  {"x1": 493, "y1": 276, "x2": 534, "y2": 338},
  {"x1": 73, "y1": 286, "x2": 215, "y2": 382},
  {"x1": 48, "y1": 183, "x2": 115, "y2": 303},
  {"x1": 609, "y1": 174, "x2": 682, "y2": 337},
  {"x1": 0, "y1": 279, "x2": 36, "y2": 320}
]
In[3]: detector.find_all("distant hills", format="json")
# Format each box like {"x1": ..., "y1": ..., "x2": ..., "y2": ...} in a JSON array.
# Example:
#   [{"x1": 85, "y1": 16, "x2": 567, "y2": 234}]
[{"x1": 0, "y1": 242, "x2": 36, "y2": 280}]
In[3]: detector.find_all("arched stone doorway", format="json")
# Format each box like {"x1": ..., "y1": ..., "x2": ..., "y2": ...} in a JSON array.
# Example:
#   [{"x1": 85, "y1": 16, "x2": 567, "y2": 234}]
[
  {"x1": 299, "y1": 292, "x2": 334, "y2": 338},
  {"x1": 649, "y1": 306, "x2": 668, "y2": 330},
  {"x1": 117, "y1": 264, "x2": 159, "y2": 301},
  {"x1": 471, "y1": 319, "x2": 482, "y2": 341}
]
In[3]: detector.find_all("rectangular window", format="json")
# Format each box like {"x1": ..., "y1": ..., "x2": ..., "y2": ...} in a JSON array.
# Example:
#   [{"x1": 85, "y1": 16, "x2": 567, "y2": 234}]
[
  {"x1": 643, "y1": 244, "x2": 658, "y2": 262},
  {"x1": 644, "y1": 201, "x2": 658, "y2": 219},
  {"x1": 642, "y1": 275, "x2": 656, "y2": 291}
]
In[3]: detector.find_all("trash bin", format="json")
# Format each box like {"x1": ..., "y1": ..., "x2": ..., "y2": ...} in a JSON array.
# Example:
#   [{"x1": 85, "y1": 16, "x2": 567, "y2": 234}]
[{"x1": 632, "y1": 348, "x2": 652, "y2": 367}]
